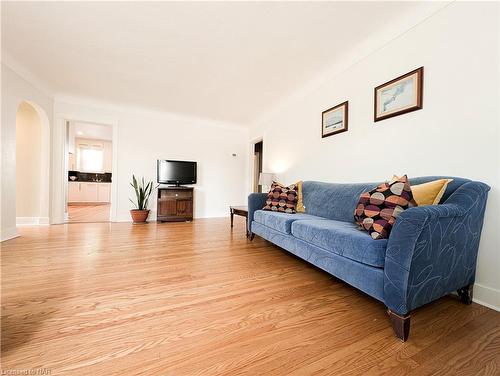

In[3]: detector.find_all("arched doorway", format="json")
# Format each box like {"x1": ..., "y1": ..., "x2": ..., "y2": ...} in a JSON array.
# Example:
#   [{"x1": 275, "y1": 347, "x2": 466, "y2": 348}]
[{"x1": 15, "y1": 100, "x2": 50, "y2": 225}]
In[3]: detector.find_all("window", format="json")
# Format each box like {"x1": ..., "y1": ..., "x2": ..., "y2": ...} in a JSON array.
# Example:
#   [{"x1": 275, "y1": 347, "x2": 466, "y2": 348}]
[{"x1": 78, "y1": 144, "x2": 104, "y2": 172}]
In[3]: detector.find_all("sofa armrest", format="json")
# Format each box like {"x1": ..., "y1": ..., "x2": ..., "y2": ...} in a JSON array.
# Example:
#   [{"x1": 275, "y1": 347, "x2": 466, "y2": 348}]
[
  {"x1": 248, "y1": 193, "x2": 268, "y2": 232},
  {"x1": 384, "y1": 181, "x2": 490, "y2": 315}
]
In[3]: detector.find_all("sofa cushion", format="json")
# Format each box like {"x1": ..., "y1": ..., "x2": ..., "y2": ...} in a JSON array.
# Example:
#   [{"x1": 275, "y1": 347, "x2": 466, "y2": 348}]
[
  {"x1": 291, "y1": 219, "x2": 387, "y2": 268},
  {"x1": 253, "y1": 210, "x2": 325, "y2": 234}
]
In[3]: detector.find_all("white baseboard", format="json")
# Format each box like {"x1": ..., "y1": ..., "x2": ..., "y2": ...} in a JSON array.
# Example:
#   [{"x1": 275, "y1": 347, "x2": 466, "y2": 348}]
[
  {"x1": 473, "y1": 283, "x2": 500, "y2": 312},
  {"x1": 1, "y1": 227, "x2": 19, "y2": 242},
  {"x1": 39, "y1": 216, "x2": 50, "y2": 225},
  {"x1": 114, "y1": 218, "x2": 159, "y2": 223},
  {"x1": 16, "y1": 217, "x2": 50, "y2": 226},
  {"x1": 115, "y1": 213, "x2": 230, "y2": 222},
  {"x1": 115, "y1": 218, "x2": 133, "y2": 223}
]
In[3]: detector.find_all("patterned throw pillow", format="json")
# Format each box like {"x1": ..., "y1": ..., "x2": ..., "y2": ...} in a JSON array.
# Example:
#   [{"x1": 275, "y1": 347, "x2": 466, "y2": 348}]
[
  {"x1": 354, "y1": 175, "x2": 417, "y2": 240},
  {"x1": 263, "y1": 181, "x2": 298, "y2": 213}
]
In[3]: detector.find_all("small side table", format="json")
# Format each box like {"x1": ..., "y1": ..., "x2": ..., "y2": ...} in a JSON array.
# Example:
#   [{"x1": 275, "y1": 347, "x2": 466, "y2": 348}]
[{"x1": 230, "y1": 206, "x2": 249, "y2": 237}]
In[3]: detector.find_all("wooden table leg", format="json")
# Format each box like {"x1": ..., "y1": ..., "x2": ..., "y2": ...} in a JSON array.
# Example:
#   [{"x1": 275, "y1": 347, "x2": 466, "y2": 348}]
[
  {"x1": 230, "y1": 209, "x2": 234, "y2": 228},
  {"x1": 245, "y1": 217, "x2": 249, "y2": 237}
]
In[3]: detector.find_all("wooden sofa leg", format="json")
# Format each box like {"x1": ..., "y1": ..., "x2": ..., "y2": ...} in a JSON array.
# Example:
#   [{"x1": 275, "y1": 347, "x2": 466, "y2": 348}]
[
  {"x1": 387, "y1": 309, "x2": 411, "y2": 342},
  {"x1": 249, "y1": 233, "x2": 255, "y2": 241},
  {"x1": 457, "y1": 284, "x2": 473, "y2": 305}
]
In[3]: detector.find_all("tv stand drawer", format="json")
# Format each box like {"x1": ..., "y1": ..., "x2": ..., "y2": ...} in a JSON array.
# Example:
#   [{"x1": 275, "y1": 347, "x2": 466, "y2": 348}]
[{"x1": 160, "y1": 190, "x2": 192, "y2": 199}]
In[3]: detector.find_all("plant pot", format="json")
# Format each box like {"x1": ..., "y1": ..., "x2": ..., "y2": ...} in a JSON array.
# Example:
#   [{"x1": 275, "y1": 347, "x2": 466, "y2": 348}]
[{"x1": 130, "y1": 209, "x2": 150, "y2": 223}]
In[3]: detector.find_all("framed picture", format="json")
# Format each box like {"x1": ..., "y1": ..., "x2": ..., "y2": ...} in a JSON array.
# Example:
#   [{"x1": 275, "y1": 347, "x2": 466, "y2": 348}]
[
  {"x1": 374, "y1": 67, "x2": 423, "y2": 122},
  {"x1": 322, "y1": 101, "x2": 348, "y2": 138}
]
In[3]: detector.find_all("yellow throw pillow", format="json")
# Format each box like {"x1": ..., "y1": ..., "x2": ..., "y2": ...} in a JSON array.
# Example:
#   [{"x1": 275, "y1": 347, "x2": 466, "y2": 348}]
[
  {"x1": 412, "y1": 179, "x2": 453, "y2": 206},
  {"x1": 391, "y1": 175, "x2": 453, "y2": 205},
  {"x1": 391, "y1": 175, "x2": 453, "y2": 206},
  {"x1": 296, "y1": 181, "x2": 305, "y2": 213}
]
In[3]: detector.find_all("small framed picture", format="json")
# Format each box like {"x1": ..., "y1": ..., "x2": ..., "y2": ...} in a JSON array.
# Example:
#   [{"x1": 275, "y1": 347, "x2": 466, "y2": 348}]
[
  {"x1": 322, "y1": 101, "x2": 348, "y2": 138},
  {"x1": 374, "y1": 67, "x2": 423, "y2": 122}
]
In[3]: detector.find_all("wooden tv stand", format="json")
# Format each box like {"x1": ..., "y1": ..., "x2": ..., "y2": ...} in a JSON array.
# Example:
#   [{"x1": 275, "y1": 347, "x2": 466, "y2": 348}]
[{"x1": 157, "y1": 186, "x2": 194, "y2": 222}]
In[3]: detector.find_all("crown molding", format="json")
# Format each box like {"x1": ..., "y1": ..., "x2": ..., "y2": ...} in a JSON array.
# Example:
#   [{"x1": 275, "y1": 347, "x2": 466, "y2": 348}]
[
  {"x1": 55, "y1": 93, "x2": 250, "y2": 132},
  {"x1": 1, "y1": 51, "x2": 56, "y2": 98}
]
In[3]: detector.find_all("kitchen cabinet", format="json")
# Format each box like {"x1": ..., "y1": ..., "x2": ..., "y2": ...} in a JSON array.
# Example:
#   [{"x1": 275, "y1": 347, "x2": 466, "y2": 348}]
[
  {"x1": 97, "y1": 183, "x2": 111, "y2": 202},
  {"x1": 68, "y1": 182, "x2": 111, "y2": 203},
  {"x1": 81, "y1": 182, "x2": 99, "y2": 202},
  {"x1": 68, "y1": 182, "x2": 80, "y2": 201}
]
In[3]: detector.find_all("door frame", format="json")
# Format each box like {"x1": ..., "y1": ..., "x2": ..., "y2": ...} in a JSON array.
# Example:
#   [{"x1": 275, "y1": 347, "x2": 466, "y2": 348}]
[
  {"x1": 249, "y1": 135, "x2": 264, "y2": 194},
  {"x1": 52, "y1": 114, "x2": 118, "y2": 223}
]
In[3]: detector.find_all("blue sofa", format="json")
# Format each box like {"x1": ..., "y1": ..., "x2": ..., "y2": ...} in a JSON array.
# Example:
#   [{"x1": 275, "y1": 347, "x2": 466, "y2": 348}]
[{"x1": 248, "y1": 176, "x2": 490, "y2": 341}]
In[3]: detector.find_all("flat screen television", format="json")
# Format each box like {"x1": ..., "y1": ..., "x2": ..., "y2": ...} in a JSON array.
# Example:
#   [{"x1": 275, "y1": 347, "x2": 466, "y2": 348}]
[{"x1": 157, "y1": 160, "x2": 197, "y2": 186}]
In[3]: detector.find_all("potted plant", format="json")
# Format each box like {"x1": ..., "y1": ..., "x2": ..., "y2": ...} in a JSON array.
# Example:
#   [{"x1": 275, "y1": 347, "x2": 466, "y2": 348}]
[{"x1": 129, "y1": 175, "x2": 155, "y2": 223}]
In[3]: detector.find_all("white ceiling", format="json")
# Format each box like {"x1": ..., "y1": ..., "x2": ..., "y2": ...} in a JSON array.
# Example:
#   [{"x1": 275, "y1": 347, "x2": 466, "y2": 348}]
[
  {"x1": 72, "y1": 122, "x2": 113, "y2": 141},
  {"x1": 2, "y1": 2, "x2": 446, "y2": 126}
]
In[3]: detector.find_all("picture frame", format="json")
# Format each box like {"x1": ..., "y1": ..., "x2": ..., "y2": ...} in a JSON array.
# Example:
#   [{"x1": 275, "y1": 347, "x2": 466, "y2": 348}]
[
  {"x1": 322, "y1": 101, "x2": 348, "y2": 138},
  {"x1": 374, "y1": 67, "x2": 423, "y2": 122}
]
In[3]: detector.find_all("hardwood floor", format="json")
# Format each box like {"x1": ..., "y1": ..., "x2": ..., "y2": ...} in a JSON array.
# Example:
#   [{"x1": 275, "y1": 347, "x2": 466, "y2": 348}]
[
  {"x1": 1, "y1": 218, "x2": 499, "y2": 375},
  {"x1": 67, "y1": 204, "x2": 110, "y2": 223}
]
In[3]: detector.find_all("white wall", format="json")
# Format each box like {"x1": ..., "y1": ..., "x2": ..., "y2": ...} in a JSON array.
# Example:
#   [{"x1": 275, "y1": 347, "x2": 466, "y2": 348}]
[
  {"x1": 1, "y1": 64, "x2": 53, "y2": 240},
  {"x1": 16, "y1": 101, "x2": 42, "y2": 218},
  {"x1": 54, "y1": 100, "x2": 249, "y2": 222},
  {"x1": 250, "y1": 3, "x2": 500, "y2": 309}
]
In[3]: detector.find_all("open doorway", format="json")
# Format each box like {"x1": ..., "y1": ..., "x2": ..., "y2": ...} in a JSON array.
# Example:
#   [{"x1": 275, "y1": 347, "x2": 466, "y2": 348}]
[
  {"x1": 65, "y1": 121, "x2": 113, "y2": 223},
  {"x1": 253, "y1": 140, "x2": 263, "y2": 193},
  {"x1": 16, "y1": 101, "x2": 50, "y2": 226}
]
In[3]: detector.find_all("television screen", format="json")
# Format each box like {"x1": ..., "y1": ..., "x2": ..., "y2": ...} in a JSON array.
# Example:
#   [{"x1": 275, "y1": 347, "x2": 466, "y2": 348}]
[{"x1": 157, "y1": 160, "x2": 197, "y2": 185}]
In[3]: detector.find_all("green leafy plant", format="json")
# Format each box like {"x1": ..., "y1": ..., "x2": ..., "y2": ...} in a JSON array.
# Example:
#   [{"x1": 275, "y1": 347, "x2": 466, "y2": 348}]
[{"x1": 129, "y1": 175, "x2": 156, "y2": 210}]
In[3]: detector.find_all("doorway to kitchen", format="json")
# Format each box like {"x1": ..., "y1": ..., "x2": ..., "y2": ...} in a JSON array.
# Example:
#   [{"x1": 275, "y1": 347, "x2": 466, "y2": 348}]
[{"x1": 66, "y1": 121, "x2": 113, "y2": 223}]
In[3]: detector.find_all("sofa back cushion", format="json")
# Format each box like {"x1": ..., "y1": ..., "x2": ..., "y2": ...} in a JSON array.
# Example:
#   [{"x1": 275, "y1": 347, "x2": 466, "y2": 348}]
[{"x1": 302, "y1": 176, "x2": 470, "y2": 222}]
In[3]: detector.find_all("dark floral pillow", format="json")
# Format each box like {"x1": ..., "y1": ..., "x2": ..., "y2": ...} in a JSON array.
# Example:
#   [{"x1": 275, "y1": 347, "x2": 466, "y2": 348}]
[
  {"x1": 263, "y1": 181, "x2": 298, "y2": 213},
  {"x1": 354, "y1": 175, "x2": 417, "y2": 240}
]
